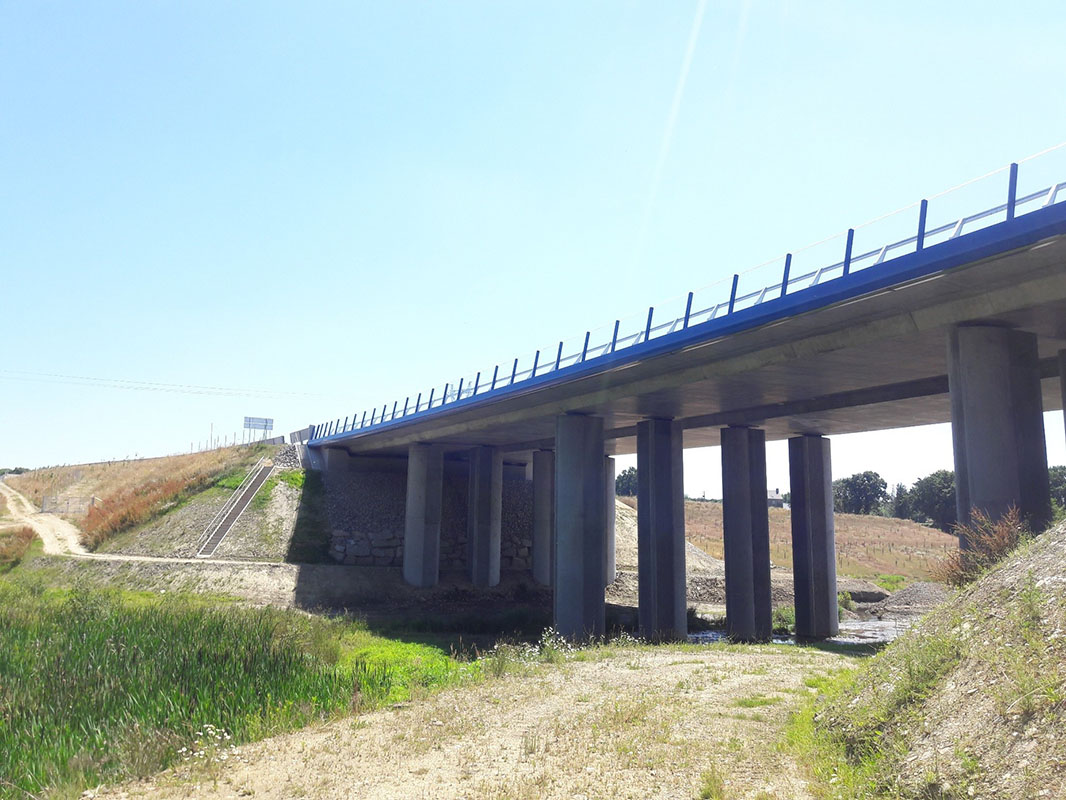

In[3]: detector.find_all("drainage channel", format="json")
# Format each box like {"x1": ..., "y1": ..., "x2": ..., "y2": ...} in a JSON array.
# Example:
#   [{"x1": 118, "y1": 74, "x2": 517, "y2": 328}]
[{"x1": 197, "y1": 462, "x2": 274, "y2": 558}]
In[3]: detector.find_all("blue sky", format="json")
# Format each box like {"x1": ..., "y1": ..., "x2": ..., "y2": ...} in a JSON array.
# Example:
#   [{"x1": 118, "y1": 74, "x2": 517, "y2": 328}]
[{"x1": 3, "y1": 1, "x2": 1065, "y2": 495}]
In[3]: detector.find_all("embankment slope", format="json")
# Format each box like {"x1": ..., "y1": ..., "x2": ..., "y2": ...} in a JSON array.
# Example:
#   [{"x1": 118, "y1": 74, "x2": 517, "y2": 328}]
[{"x1": 811, "y1": 520, "x2": 1066, "y2": 798}]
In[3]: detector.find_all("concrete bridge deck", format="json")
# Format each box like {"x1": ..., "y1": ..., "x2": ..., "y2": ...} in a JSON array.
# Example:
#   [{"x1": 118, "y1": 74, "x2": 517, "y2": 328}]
[{"x1": 304, "y1": 163, "x2": 1066, "y2": 644}]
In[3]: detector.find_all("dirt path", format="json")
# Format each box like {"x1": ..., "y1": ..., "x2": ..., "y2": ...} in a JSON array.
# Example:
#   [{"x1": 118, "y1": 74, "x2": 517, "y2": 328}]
[
  {"x1": 0, "y1": 479, "x2": 284, "y2": 568},
  {"x1": 97, "y1": 644, "x2": 846, "y2": 800},
  {"x1": 0, "y1": 478, "x2": 88, "y2": 555}
]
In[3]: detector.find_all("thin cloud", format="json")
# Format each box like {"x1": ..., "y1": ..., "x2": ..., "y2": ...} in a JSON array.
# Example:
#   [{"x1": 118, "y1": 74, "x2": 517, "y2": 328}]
[{"x1": 634, "y1": 0, "x2": 709, "y2": 264}]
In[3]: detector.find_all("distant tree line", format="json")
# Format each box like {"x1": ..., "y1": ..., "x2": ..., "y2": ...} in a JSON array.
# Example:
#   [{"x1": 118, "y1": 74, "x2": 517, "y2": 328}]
[
  {"x1": 0, "y1": 467, "x2": 28, "y2": 476},
  {"x1": 615, "y1": 466, "x2": 638, "y2": 496},
  {"x1": 616, "y1": 462, "x2": 1066, "y2": 534}
]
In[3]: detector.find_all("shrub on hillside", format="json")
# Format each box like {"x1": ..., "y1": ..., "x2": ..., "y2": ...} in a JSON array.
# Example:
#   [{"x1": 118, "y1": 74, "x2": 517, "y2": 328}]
[
  {"x1": 83, "y1": 468, "x2": 231, "y2": 548},
  {"x1": 0, "y1": 526, "x2": 36, "y2": 569},
  {"x1": 933, "y1": 507, "x2": 1028, "y2": 587}
]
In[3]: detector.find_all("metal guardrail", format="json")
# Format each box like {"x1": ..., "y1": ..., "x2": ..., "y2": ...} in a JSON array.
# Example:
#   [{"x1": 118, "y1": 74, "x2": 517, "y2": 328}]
[
  {"x1": 196, "y1": 457, "x2": 266, "y2": 555},
  {"x1": 309, "y1": 148, "x2": 1066, "y2": 444}
]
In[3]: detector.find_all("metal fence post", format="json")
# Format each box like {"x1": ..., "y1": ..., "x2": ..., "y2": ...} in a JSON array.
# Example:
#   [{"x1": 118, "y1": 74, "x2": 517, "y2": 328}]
[
  {"x1": 683, "y1": 292, "x2": 693, "y2": 328},
  {"x1": 727, "y1": 274, "x2": 739, "y2": 314},
  {"x1": 610, "y1": 320, "x2": 620, "y2": 353},
  {"x1": 1007, "y1": 162, "x2": 1019, "y2": 221},
  {"x1": 843, "y1": 228, "x2": 855, "y2": 276},
  {"x1": 917, "y1": 199, "x2": 928, "y2": 251},
  {"x1": 644, "y1": 307, "x2": 654, "y2": 342}
]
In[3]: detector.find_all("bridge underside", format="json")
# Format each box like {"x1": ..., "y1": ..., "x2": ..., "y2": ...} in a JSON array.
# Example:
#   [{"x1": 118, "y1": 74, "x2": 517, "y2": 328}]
[{"x1": 311, "y1": 225, "x2": 1066, "y2": 641}]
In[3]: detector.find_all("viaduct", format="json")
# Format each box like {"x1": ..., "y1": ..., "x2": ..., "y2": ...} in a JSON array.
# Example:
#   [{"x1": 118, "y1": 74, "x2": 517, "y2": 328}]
[{"x1": 299, "y1": 161, "x2": 1066, "y2": 643}]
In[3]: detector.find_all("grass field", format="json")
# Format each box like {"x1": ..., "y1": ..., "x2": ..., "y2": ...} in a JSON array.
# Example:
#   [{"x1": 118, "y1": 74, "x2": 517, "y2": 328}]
[
  {"x1": 0, "y1": 576, "x2": 480, "y2": 799},
  {"x1": 7, "y1": 446, "x2": 271, "y2": 520},
  {"x1": 620, "y1": 497, "x2": 958, "y2": 584}
]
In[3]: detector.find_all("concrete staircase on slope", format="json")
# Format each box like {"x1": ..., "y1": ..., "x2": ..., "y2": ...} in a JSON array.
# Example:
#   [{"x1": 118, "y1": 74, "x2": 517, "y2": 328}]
[{"x1": 196, "y1": 458, "x2": 274, "y2": 558}]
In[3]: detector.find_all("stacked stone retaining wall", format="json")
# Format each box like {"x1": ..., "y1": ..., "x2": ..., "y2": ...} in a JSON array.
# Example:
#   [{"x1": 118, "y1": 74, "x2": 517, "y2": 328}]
[{"x1": 324, "y1": 460, "x2": 533, "y2": 572}]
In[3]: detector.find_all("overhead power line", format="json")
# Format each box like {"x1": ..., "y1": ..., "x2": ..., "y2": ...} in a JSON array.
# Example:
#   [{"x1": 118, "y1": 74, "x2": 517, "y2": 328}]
[{"x1": 0, "y1": 369, "x2": 327, "y2": 400}]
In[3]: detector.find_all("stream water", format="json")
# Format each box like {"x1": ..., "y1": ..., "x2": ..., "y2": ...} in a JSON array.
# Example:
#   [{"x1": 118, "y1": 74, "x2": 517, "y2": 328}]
[{"x1": 688, "y1": 616, "x2": 915, "y2": 646}]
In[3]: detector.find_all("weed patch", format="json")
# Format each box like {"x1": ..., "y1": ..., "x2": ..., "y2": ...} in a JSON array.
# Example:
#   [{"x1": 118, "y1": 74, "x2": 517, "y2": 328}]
[
  {"x1": 0, "y1": 525, "x2": 36, "y2": 569},
  {"x1": 0, "y1": 579, "x2": 477, "y2": 798},
  {"x1": 934, "y1": 507, "x2": 1028, "y2": 586}
]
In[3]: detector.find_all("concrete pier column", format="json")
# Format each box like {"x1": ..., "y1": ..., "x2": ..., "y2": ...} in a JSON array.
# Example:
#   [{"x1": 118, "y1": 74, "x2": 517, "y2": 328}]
[
  {"x1": 554, "y1": 414, "x2": 606, "y2": 639},
  {"x1": 403, "y1": 444, "x2": 444, "y2": 588},
  {"x1": 467, "y1": 446, "x2": 503, "y2": 587},
  {"x1": 532, "y1": 449, "x2": 554, "y2": 586},
  {"x1": 948, "y1": 325, "x2": 1051, "y2": 534},
  {"x1": 636, "y1": 419, "x2": 687, "y2": 641},
  {"x1": 604, "y1": 456, "x2": 617, "y2": 586},
  {"x1": 1060, "y1": 350, "x2": 1066, "y2": 449},
  {"x1": 720, "y1": 427, "x2": 772, "y2": 643},
  {"x1": 789, "y1": 434, "x2": 838, "y2": 639}
]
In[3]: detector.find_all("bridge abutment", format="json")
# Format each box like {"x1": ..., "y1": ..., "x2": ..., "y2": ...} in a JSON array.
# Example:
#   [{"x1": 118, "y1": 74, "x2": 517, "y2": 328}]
[
  {"x1": 532, "y1": 449, "x2": 554, "y2": 586},
  {"x1": 636, "y1": 418, "x2": 687, "y2": 641},
  {"x1": 721, "y1": 426, "x2": 772, "y2": 643},
  {"x1": 467, "y1": 446, "x2": 503, "y2": 587},
  {"x1": 789, "y1": 434, "x2": 838, "y2": 639},
  {"x1": 554, "y1": 414, "x2": 607, "y2": 638},
  {"x1": 948, "y1": 325, "x2": 1051, "y2": 536},
  {"x1": 403, "y1": 444, "x2": 444, "y2": 587}
]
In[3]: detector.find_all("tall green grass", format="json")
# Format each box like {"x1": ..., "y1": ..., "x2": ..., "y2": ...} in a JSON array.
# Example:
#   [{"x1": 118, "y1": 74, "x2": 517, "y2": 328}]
[{"x1": 0, "y1": 580, "x2": 476, "y2": 798}]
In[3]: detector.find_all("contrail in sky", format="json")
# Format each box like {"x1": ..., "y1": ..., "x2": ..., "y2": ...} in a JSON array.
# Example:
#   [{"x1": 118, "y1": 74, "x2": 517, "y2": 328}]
[{"x1": 634, "y1": 0, "x2": 709, "y2": 264}]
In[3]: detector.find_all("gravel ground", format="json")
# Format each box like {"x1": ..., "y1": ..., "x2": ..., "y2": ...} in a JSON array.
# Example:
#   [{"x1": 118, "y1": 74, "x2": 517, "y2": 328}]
[
  {"x1": 862, "y1": 580, "x2": 950, "y2": 618},
  {"x1": 96, "y1": 643, "x2": 851, "y2": 800},
  {"x1": 214, "y1": 479, "x2": 300, "y2": 562},
  {"x1": 96, "y1": 490, "x2": 231, "y2": 558}
]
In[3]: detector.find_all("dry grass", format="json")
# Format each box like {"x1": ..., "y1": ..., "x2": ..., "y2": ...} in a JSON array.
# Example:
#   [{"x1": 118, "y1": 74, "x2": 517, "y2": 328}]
[
  {"x1": 7, "y1": 447, "x2": 269, "y2": 514},
  {"x1": 933, "y1": 507, "x2": 1027, "y2": 587},
  {"x1": 9, "y1": 447, "x2": 269, "y2": 549},
  {"x1": 0, "y1": 526, "x2": 36, "y2": 567},
  {"x1": 618, "y1": 497, "x2": 958, "y2": 582}
]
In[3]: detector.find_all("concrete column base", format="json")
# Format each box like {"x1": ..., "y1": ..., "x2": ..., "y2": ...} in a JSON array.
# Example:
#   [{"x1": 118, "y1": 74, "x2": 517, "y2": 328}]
[
  {"x1": 637, "y1": 419, "x2": 687, "y2": 641},
  {"x1": 532, "y1": 449, "x2": 554, "y2": 586},
  {"x1": 554, "y1": 414, "x2": 606, "y2": 639},
  {"x1": 468, "y1": 446, "x2": 503, "y2": 587},
  {"x1": 403, "y1": 444, "x2": 444, "y2": 588},
  {"x1": 721, "y1": 427, "x2": 772, "y2": 643},
  {"x1": 789, "y1": 434, "x2": 838, "y2": 639}
]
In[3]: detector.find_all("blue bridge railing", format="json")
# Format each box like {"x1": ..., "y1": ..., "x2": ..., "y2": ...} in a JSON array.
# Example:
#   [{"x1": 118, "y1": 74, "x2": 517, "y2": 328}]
[{"x1": 309, "y1": 146, "x2": 1066, "y2": 444}]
